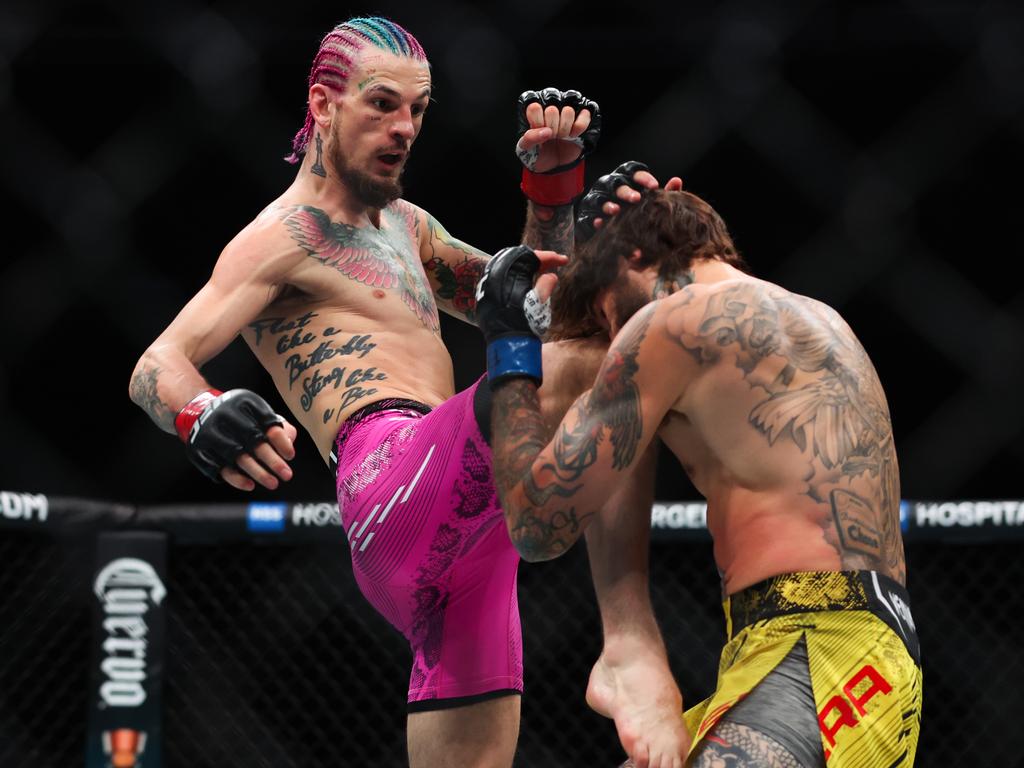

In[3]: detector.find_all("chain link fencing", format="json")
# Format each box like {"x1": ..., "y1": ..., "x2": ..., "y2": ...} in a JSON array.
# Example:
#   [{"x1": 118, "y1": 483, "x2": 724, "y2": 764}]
[{"x1": 1, "y1": 494, "x2": 1021, "y2": 767}]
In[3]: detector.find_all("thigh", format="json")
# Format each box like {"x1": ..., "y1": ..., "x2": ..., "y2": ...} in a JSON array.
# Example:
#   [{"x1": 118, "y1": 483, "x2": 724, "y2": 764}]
[
  {"x1": 691, "y1": 638, "x2": 823, "y2": 768},
  {"x1": 689, "y1": 721, "x2": 809, "y2": 768},
  {"x1": 407, "y1": 694, "x2": 521, "y2": 768}
]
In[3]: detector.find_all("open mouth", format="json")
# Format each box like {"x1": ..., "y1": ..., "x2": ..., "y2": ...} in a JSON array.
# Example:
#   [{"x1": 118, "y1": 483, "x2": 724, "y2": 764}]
[{"x1": 378, "y1": 153, "x2": 403, "y2": 167}]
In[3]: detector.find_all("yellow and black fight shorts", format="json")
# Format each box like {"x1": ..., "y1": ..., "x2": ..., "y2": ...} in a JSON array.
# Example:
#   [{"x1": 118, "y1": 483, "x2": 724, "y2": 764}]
[{"x1": 683, "y1": 571, "x2": 922, "y2": 767}]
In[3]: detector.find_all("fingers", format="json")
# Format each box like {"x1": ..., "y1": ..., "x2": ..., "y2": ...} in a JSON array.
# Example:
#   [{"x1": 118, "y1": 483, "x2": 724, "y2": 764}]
[
  {"x1": 221, "y1": 465, "x2": 255, "y2": 492},
  {"x1": 219, "y1": 425, "x2": 297, "y2": 491},
  {"x1": 534, "y1": 272, "x2": 558, "y2": 302},
  {"x1": 267, "y1": 422, "x2": 297, "y2": 460},
  {"x1": 570, "y1": 109, "x2": 592, "y2": 138},
  {"x1": 665, "y1": 176, "x2": 684, "y2": 191},
  {"x1": 517, "y1": 126, "x2": 554, "y2": 151},
  {"x1": 527, "y1": 100, "x2": 589, "y2": 142},
  {"x1": 532, "y1": 249, "x2": 568, "y2": 271}
]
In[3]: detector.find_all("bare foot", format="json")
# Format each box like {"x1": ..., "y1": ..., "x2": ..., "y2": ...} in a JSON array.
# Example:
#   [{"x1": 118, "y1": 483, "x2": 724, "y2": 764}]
[{"x1": 587, "y1": 642, "x2": 690, "y2": 768}]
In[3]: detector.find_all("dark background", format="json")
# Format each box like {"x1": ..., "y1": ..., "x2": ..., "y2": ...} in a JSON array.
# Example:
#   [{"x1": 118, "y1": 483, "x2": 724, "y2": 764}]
[{"x1": 1, "y1": 0, "x2": 1021, "y2": 506}]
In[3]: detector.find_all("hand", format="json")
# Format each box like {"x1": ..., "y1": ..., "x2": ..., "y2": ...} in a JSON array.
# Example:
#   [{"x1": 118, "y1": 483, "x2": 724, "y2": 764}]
[
  {"x1": 576, "y1": 162, "x2": 684, "y2": 243},
  {"x1": 516, "y1": 88, "x2": 601, "y2": 174},
  {"x1": 176, "y1": 389, "x2": 297, "y2": 491},
  {"x1": 476, "y1": 246, "x2": 565, "y2": 385}
]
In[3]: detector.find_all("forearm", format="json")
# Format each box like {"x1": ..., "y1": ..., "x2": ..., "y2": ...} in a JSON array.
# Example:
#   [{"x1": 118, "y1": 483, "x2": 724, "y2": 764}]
[
  {"x1": 129, "y1": 344, "x2": 211, "y2": 434},
  {"x1": 492, "y1": 379, "x2": 595, "y2": 561},
  {"x1": 521, "y1": 203, "x2": 574, "y2": 255}
]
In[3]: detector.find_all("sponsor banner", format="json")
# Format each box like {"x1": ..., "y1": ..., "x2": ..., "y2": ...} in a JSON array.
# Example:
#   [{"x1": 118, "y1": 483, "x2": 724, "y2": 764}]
[
  {"x1": 290, "y1": 502, "x2": 342, "y2": 528},
  {"x1": 0, "y1": 491, "x2": 48, "y2": 526},
  {"x1": 649, "y1": 500, "x2": 1024, "y2": 541},
  {"x1": 86, "y1": 532, "x2": 167, "y2": 768},
  {"x1": 904, "y1": 500, "x2": 1024, "y2": 538},
  {"x1": 247, "y1": 502, "x2": 287, "y2": 533}
]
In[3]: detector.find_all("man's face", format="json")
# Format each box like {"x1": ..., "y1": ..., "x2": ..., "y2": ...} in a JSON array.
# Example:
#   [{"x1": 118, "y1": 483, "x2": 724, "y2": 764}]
[
  {"x1": 328, "y1": 49, "x2": 431, "y2": 207},
  {"x1": 593, "y1": 264, "x2": 658, "y2": 338}
]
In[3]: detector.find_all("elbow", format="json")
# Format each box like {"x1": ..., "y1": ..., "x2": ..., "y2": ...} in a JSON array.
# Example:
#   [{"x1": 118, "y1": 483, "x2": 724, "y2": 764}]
[{"x1": 512, "y1": 537, "x2": 565, "y2": 563}]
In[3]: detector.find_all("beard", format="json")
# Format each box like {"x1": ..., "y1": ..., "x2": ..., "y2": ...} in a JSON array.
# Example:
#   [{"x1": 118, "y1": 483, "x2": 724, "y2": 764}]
[
  {"x1": 330, "y1": 144, "x2": 404, "y2": 208},
  {"x1": 611, "y1": 280, "x2": 652, "y2": 334}
]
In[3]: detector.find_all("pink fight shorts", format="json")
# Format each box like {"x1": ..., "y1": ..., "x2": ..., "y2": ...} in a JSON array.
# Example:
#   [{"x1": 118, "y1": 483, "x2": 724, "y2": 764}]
[{"x1": 331, "y1": 377, "x2": 523, "y2": 711}]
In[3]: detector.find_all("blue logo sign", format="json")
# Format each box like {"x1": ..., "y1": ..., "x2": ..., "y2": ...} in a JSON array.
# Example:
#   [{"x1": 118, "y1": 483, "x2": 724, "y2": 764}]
[
  {"x1": 899, "y1": 500, "x2": 910, "y2": 532},
  {"x1": 247, "y1": 503, "x2": 287, "y2": 533}
]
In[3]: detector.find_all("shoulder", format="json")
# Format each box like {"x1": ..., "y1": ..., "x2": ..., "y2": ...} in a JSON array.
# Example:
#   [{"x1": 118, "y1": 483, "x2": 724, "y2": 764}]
[
  {"x1": 211, "y1": 204, "x2": 313, "y2": 286},
  {"x1": 384, "y1": 198, "x2": 426, "y2": 237}
]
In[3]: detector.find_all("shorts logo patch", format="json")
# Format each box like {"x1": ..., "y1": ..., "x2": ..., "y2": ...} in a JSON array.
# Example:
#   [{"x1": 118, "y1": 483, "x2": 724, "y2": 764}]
[{"x1": 818, "y1": 664, "x2": 893, "y2": 759}]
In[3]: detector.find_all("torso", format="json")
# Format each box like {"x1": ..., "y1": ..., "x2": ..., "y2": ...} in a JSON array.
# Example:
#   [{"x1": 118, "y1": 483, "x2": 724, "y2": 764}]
[
  {"x1": 238, "y1": 195, "x2": 454, "y2": 463},
  {"x1": 655, "y1": 275, "x2": 905, "y2": 593}
]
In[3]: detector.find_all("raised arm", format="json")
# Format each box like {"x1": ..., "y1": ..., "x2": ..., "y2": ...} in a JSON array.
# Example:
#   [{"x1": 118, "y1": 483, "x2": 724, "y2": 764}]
[
  {"x1": 515, "y1": 88, "x2": 601, "y2": 254},
  {"x1": 129, "y1": 221, "x2": 299, "y2": 490}
]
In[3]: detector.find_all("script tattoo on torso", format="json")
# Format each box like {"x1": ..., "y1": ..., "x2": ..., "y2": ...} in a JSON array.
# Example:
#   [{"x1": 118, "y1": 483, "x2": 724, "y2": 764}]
[
  {"x1": 670, "y1": 282, "x2": 904, "y2": 578},
  {"x1": 281, "y1": 202, "x2": 439, "y2": 332},
  {"x1": 249, "y1": 311, "x2": 387, "y2": 425}
]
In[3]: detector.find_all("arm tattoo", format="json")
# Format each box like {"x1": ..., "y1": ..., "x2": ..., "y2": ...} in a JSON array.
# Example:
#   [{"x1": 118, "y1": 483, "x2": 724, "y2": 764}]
[
  {"x1": 129, "y1": 364, "x2": 175, "y2": 433},
  {"x1": 492, "y1": 306, "x2": 652, "y2": 559},
  {"x1": 521, "y1": 204, "x2": 574, "y2": 255},
  {"x1": 422, "y1": 216, "x2": 488, "y2": 323},
  {"x1": 492, "y1": 380, "x2": 594, "y2": 559}
]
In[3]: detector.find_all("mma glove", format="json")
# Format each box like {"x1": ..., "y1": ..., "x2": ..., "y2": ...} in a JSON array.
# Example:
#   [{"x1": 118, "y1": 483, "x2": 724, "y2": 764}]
[
  {"x1": 174, "y1": 388, "x2": 285, "y2": 483},
  {"x1": 516, "y1": 88, "x2": 602, "y2": 207},
  {"x1": 475, "y1": 245, "x2": 545, "y2": 388},
  {"x1": 575, "y1": 160, "x2": 651, "y2": 243}
]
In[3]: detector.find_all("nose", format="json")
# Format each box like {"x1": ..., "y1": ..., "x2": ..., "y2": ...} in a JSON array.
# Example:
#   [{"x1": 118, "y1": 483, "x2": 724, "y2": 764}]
[{"x1": 390, "y1": 108, "x2": 416, "y2": 144}]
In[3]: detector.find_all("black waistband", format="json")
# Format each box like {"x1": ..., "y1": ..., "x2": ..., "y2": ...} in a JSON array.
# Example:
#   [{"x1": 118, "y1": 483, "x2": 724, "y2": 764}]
[
  {"x1": 728, "y1": 571, "x2": 920, "y2": 664},
  {"x1": 328, "y1": 398, "x2": 433, "y2": 474}
]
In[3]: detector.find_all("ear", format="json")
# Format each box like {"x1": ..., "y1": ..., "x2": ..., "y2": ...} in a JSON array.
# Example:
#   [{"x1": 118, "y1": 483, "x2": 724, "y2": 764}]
[{"x1": 309, "y1": 84, "x2": 337, "y2": 129}]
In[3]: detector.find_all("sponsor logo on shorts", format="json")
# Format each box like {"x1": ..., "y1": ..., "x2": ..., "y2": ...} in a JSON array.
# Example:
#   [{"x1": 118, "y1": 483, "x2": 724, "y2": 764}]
[
  {"x1": 94, "y1": 558, "x2": 167, "y2": 708},
  {"x1": 650, "y1": 502, "x2": 708, "y2": 529},
  {"x1": 887, "y1": 590, "x2": 916, "y2": 634},
  {"x1": 0, "y1": 491, "x2": 48, "y2": 523},
  {"x1": 818, "y1": 664, "x2": 893, "y2": 760},
  {"x1": 291, "y1": 503, "x2": 342, "y2": 527},
  {"x1": 911, "y1": 500, "x2": 1024, "y2": 528},
  {"x1": 247, "y1": 502, "x2": 287, "y2": 533}
]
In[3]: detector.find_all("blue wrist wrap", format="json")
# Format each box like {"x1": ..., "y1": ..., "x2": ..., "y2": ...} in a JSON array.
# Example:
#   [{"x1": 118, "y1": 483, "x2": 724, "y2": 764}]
[{"x1": 486, "y1": 335, "x2": 542, "y2": 387}]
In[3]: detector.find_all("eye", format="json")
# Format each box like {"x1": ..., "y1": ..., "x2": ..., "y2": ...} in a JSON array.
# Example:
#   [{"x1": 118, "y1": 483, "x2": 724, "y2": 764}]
[
  {"x1": 411, "y1": 103, "x2": 426, "y2": 117},
  {"x1": 372, "y1": 98, "x2": 394, "y2": 111}
]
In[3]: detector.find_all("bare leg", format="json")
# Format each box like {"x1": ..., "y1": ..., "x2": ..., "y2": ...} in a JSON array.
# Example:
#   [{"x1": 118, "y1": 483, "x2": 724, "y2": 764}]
[
  {"x1": 407, "y1": 695, "x2": 520, "y2": 768},
  {"x1": 585, "y1": 442, "x2": 690, "y2": 767}
]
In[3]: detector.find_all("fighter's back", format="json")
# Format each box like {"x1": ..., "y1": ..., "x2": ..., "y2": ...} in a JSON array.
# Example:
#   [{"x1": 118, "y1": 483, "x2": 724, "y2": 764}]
[{"x1": 656, "y1": 273, "x2": 905, "y2": 594}]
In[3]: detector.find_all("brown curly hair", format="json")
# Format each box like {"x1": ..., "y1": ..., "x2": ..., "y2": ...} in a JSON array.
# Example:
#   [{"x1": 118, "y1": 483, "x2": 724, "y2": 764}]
[{"x1": 549, "y1": 189, "x2": 748, "y2": 340}]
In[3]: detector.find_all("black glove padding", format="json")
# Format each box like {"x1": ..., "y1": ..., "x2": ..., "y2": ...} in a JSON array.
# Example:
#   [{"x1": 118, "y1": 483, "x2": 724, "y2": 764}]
[
  {"x1": 516, "y1": 88, "x2": 602, "y2": 173},
  {"x1": 476, "y1": 246, "x2": 544, "y2": 386},
  {"x1": 575, "y1": 160, "x2": 651, "y2": 244},
  {"x1": 185, "y1": 389, "x2": 285, "y2": 482},
  {"x1": 476, "y1": 246, "x2": 541, "y2": 343}
]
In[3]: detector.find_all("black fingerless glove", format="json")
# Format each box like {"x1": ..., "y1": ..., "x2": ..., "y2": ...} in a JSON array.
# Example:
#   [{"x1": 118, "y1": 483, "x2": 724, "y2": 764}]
[
  {"x1": 575, "y1": 160, "x2": 651, "y2": 243},
  {"x1": 175, "y1": 389, "x2": 284, "y2": 482},
  {"x1": 516, "y1": 88, "x2": 602, "y2": 206},
  {"x1": 475, "y1": 246, "x2": 543, "y2": 387}
]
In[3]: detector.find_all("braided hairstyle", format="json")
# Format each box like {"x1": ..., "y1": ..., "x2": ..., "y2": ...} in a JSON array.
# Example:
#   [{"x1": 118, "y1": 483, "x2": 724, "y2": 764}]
[{"x1": 285, "y1": 17, "x2": 428, "y2": 163}]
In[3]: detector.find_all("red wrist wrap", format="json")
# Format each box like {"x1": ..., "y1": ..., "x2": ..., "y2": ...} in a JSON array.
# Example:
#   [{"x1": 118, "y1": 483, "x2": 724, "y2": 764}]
[
  {"x1": 520, "y1": 164, "x2": 585, "y2": 206},
  {"x1": 175, "y1": 389, "x2": 223, "y2": 442}
]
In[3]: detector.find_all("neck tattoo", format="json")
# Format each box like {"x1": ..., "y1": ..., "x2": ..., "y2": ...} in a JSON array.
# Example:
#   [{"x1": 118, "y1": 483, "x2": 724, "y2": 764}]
[{"x1": 311, "y1": 133, "x2": 327, "y2": 178}]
